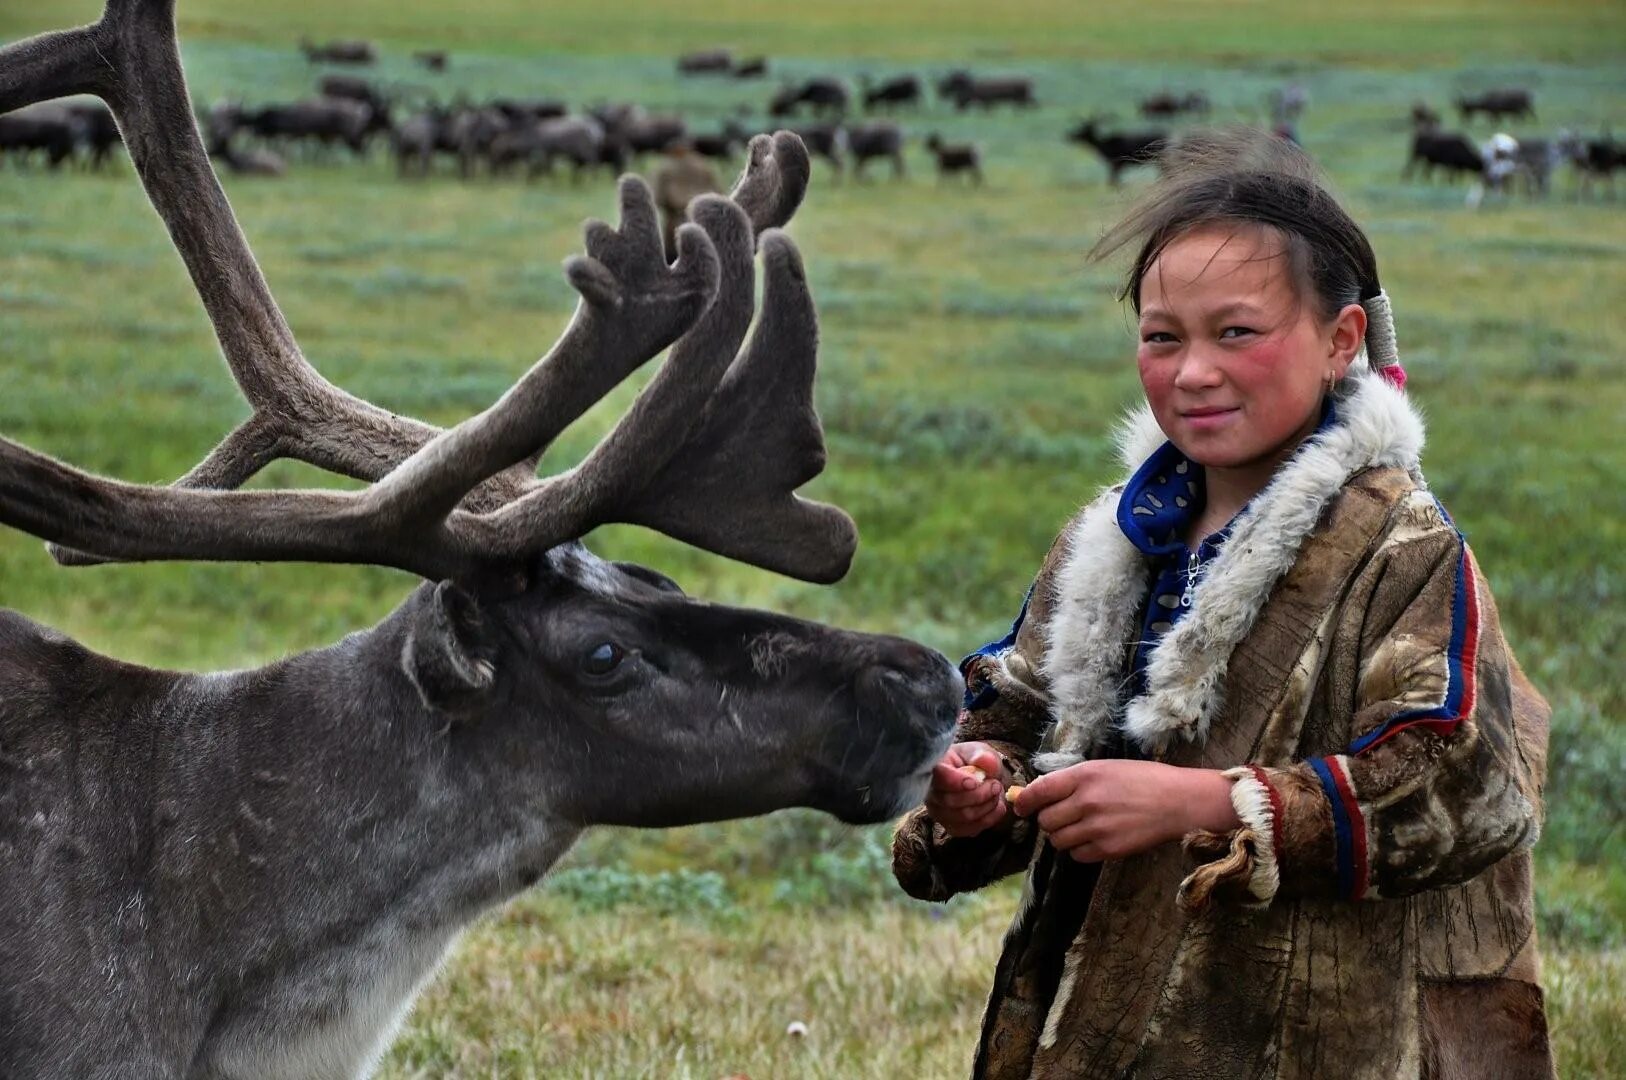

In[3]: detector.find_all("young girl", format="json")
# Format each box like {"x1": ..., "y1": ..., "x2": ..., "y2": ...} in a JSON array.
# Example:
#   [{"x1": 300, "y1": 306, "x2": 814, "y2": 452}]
[{"x1": 892, "y1": 135, "x2": 1552, "y2": 1079}]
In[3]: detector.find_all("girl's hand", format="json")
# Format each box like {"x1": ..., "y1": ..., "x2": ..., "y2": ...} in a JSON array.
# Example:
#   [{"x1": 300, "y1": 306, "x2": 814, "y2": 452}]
[
  {"x1": 924, "y1": 742, "x2": 1013, "y2": 838},
  {"x1": 1011, "y1": 760, "x2": 1240, "y2": 862}
]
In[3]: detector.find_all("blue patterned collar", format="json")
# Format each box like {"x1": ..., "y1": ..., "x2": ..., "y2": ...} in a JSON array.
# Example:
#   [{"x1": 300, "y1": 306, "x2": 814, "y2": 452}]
[{"x1": 1116, "y1": 400, "x2": 1340, "y2": 558}]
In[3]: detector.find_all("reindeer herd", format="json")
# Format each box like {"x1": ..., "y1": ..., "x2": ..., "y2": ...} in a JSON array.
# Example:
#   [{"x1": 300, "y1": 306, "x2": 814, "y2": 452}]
[
  {"x1": 1403, "y1": 88, "x2": 1623, "y2": 202},
  {"x1": 2, "y1": 34, "x2": 1619, "y2": 202}
]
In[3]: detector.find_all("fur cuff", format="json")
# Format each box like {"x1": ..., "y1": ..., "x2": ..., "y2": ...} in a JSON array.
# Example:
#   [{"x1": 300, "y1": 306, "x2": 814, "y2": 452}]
[{"x1": 1176, "y1": 766, "x2": 1283, "y2": 912}]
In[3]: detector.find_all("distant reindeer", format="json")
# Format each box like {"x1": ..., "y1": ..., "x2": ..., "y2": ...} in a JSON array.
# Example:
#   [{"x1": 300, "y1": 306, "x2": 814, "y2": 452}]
[
  {"x1": 1456, "y1": 88, "x2": 1535, "y2": 124},
  {"x1": 691, "y1": 118, "x2": 750, "y2": 160},
  {"x1": 845, "y1": 120, "x2": 905, "y2": 180},
  {"x1": 937, "y1": 71, "x2": 1036, "y2": 111},
  {"x1": 732, "y1": 56, "x2": 769, "y2": 79},
  {"x1": 769, "y1": 77, "x2": 850, "y2": 119},
  {"x1": 786, "y1": 120, "x2": 845, "y2": 174},
  {"x1": 1139, "y1": 90, "x2": 1209, "y2": 119},
  {"x1": 300, "y1": 36, "x2": 378, "y2": 65},
  {"x1": 0, "y1": 102, "x2": 82, "y2": 168},
  {"x1": 1067, "y1": 118, "x2": 1169, "y2": 185},
  {"x1": 1402, "y1": 127, "x2": 1484, "y2": 182},
  {"x1": 0, "y1": 5, "x2": 961, "y2": 1078},
  {"x1": 65, "y1": 99, "x2": 122, "y2": 168},
  {"x1": 1567, "y1": 132, "x2": 1624, "y2": 197},
  {"x1": 861, "y1": 74, "x2": 923, "y2": 112},
  {"x1": 924, "y1": 133, "x2": 982, "y2": 185},
  {"x1": 414, "y1": 49, "x2": 449, "y2": 72},
  {"x1": 677, "y1": 47, "x2": 734, "y2": 75}
]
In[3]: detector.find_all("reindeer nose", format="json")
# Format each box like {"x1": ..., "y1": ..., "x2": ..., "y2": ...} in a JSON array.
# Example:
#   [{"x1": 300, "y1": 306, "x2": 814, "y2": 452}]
[{"x1": 856, "y1": 637, "x2": 961, "y2": 734}]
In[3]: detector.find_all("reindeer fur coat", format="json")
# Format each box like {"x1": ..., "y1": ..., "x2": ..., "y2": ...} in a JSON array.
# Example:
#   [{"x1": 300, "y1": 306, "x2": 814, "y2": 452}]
[{"x1": 892, "y1": 364, "x2": 1553, "y2": 1079}]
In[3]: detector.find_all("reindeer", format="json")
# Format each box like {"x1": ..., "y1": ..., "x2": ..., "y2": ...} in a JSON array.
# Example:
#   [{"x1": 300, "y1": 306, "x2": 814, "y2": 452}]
[
  {"x1": 937, "y1": 71, "x2": 1036, "y2": 111},
  {"x1": 1456, "y1": 88, "x2": 1535, "y2": 124},
  {"x1": 1067, "y1": 118, "x2": 1169, "y2": 185},
  {"x1": 0, "y1": 5, "x2": 960, "y2": 1078},
  {"x1": 861, "y1": 74, "x2": 922, "y2": 112},
  {"x1": 1139, "y1": 91, "x2": 1209, "y2": 119},
  {"x1": 300, "y1": 36, "x2": 378, "y2": 65},
  {"x1": 0, "y1": 102, "x2": 82, "y2": 168},
  {"x1": 677, "y1": 47, "x2": 733, "y2": 75},
  {"x1": 769, "y1": 77, "x2": 850, "y2": 119},
  {"x1": 924, "y1": 133, "x2": 982, "y2": 185},
  {"x1": 845, "y1": 120, "x2": 905, "y2": 180}
]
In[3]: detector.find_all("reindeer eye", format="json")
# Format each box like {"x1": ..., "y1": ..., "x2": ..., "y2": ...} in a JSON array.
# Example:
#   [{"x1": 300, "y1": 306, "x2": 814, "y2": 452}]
[{"x1": 582, "y1": 642, "x2": 625, "y2": 676}]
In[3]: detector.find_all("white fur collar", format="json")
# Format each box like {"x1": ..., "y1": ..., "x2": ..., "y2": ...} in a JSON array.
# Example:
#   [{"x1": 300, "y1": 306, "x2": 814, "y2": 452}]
[{"x1": 1034, "y1": 362, "x2": 1425, "y2": 768}]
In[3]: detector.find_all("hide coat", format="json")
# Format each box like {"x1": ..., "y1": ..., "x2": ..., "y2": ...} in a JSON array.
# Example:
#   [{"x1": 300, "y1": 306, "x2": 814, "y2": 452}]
[{"x1": 892, "y1": 363, "x2": 1552, "y2": 1079}]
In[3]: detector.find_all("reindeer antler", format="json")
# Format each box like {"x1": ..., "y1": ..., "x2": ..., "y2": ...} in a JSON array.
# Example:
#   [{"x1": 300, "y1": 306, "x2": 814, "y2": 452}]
[{"x1": 0, "y1": 4, "x2": 853, "y2": 583}]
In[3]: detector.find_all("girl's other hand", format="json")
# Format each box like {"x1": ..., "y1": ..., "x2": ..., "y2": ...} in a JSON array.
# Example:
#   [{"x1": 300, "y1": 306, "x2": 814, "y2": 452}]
[
  {"x1": 924, "y1": 742, "x2": 1012, "y2": 838},
  {"x1": 1010, "y1": 760, "x2": 1240, "y2": 863}
]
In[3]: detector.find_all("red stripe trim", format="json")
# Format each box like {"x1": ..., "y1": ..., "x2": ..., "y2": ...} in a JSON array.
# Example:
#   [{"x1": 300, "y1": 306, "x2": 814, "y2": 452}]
[
  {"x1": 1326, "y1": 757, "x2": 1369, "y2": 900},
  {"x1": 1456, "y1": 548, "x2": 1482, "y2": 722},
  {"x1": 1350, "y1": 541, "x2": 1484, "y2": 756},
  {"x1": 1247, "y1": 764, "x2": 1285, "y2": 857}
]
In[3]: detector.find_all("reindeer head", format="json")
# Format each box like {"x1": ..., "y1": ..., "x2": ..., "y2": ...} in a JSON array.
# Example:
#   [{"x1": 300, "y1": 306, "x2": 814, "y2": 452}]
[{"x1": 0, "y1": 6, "x2": 959, "y2": 834}]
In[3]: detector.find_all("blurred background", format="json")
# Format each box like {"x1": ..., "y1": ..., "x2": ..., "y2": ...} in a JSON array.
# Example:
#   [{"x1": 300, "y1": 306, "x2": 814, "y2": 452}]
[{"x1": 2, "y1": 1, "x2": 1622, "y2": 1076}]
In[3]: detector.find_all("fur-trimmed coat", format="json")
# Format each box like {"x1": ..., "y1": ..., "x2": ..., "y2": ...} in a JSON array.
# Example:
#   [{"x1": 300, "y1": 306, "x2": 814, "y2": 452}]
[{"x1": 892, "y1": 365, "x2": 1553, "y2": 1079}]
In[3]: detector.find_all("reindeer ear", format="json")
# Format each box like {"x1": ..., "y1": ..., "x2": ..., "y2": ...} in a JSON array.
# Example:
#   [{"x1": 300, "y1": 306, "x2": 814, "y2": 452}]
[{"x1": 403, "y1": 582, "x2": 498, "y2": 716}]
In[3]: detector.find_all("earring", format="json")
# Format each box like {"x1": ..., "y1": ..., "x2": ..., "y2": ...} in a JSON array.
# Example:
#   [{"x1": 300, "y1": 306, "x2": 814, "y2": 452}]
[{"x1": 1323, "y1": 370, "x2": 1337, "y2": 394}]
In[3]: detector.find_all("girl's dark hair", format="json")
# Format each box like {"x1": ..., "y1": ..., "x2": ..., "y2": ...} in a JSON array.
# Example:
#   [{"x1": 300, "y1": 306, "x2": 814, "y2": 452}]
[{"x1": 1091, "y1": 129, "x2": 1380, "y2": 323}]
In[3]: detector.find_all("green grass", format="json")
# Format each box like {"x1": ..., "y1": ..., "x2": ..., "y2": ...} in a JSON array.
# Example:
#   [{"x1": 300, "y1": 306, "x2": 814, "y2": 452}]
[{"x1": 3, "y1": 2, "x2": 1624, "y2": 1076}]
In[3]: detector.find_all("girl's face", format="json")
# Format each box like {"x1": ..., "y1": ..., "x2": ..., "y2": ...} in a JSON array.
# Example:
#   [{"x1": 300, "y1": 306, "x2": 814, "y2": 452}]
[{"x1": 1135, "y1": 224, "x2": 1364, "y2": 474}]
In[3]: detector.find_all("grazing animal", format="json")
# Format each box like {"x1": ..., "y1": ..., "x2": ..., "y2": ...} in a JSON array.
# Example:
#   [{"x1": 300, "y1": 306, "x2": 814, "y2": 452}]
[
  {"x1": 248, "y1": 97, "x2": 375, "y2": 158},
  {"x1": 414, "y1": 49, "x2": 448, "y2": 72},
  {"x1": 1567, "y1": 133, "x2": 1624, "y2": 197},
  {"x1": 0, "y1": 103, "x2": 81, "y2": 168},
  {"x1": 500, "y1": 114, "x2": 614, "y2": 180},
  {"x1": 938, "y1": 71, "x2": 1036, "y2": 111},
  {"x1": 212, "y1": 139, "x2": 287, "y2": 176},
  {"x1": 862, "y1": 74, "x2": 923, "y2": 112},
  {"x1": 318, "y1": 73, "x2": 381, "y2": 107},
  {"x1": 492, "y1": 97, "x2": 569, "y2": 124},
  {"x1": 732, "y1": 56, "x2": 769, "y2": 79},
  {"x1": 300, "y1": 37, "x2": 377, "y2": 65},
  {"x1": 390, "y1": 106, "x2": 466, "y2": 178},
  {"x1": 924, "y1": 133, "x2": 982, "y2": 185},
  {"x1": 844, "y1": 121, "x2": 905, "y2": 180},
  {"x1": 0, "y1": 9, "x2": 959, "y2": 1072},
  {"x1": 691, "y1": 119, "x2": 750, "y2": 161},
  {"x1": 1139, "y1": 91, "x2": 1209, "y2": 119},
  {"x1": 677, "y1": 48, "x2": 733, "y2": 75},
  {"x1": 769, "y1": 77, "x2": 850, "y2": 119},
  {"x1": 1410, "y1": 101, "x2": 1442, "y2": 129},
  {"x1": 446, "y1": 106, "x2": 509, "y2": 178},
  {"x1": 1402, "y1": 127, "x2": 1484, "y2": 182},
  {"x1": 620, "y1": 113, "x2": 688, "y2": 157},
  {"x1": 1509, "y1": 135, "x2": 1566, "y2": 197},
  {"x1": 1456, "y1": 88, "x2": 1535, "y2": 124},
  {"x1": 786, "y1": 121, "x2": 845, "y2": 173},
  {"x1": 1067, "y1": 119, "x2": 1168, "y2": 185},
  {"x1": 317, "y1": 76, "x2": 392, "y2": 141},
  {"x1": 66, "y1": 100, "x2": 123, "y2": 168}
]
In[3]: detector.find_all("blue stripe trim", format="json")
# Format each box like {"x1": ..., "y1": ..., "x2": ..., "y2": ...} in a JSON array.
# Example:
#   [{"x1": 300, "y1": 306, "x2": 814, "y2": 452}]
[
  {"x1": 958, "y1": 587, "x2": 1033, "y2": 711},
  {"x1": 1309, "y1": 756, "x2": 1355, "y2": 899},
  {"x1": 1346, "y1": 533, "x2": 1469, "y2": 754}
]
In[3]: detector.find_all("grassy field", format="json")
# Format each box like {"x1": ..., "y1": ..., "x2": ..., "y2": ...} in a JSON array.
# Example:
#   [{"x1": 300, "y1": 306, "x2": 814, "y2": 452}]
[{"x1": 3, "y1": 1, "x2": 1624, "y2": 1076}]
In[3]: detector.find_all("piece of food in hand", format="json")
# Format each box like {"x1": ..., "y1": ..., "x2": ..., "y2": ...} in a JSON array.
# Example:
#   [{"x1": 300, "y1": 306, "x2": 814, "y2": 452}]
[
  {"x1": 1005, "y1": 784, "x2": 1024, "y2": 804},
  {"x1": 958, "y1": 764, "x2": 987, "y2": 783}
]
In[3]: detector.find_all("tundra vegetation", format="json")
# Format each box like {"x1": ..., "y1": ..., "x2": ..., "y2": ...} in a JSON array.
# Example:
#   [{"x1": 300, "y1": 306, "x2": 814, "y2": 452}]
[{"x1": 0, "y1": 0, "x2": 1622, "y2": 1076}]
